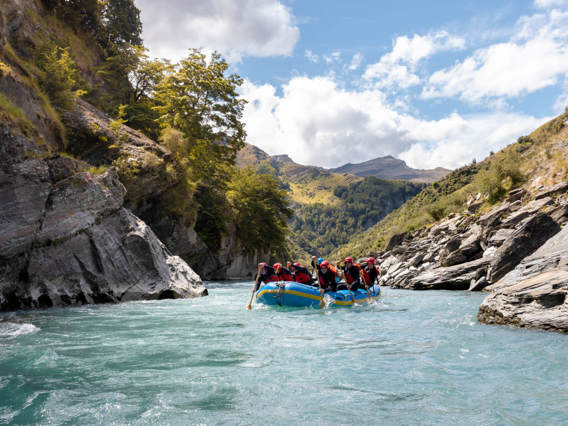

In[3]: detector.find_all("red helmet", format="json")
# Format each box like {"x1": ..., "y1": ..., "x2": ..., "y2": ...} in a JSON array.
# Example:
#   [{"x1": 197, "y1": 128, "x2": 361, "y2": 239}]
[
  {"x1": 367, "y1": 257, "x2": 375, "y2": 265},
  {"x1": 293, "y1": 262, "x2": 301, "y2": 267},
  {"x1": 273, "y1": 262, "x2": 282, "y2": 271},
  {"x1": 320, "y1": 260, "x2": 329, "y2": 269},
  {"x1": 344, "y1": 257, "x2": 353, "y2": 263},
  {"x1": 258, "y1": 262, "x2": 267, "y2": 267}
]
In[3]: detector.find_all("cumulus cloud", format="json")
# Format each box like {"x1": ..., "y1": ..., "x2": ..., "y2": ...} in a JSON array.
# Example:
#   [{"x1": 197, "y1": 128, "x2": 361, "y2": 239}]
[
  {"x1": 422, "y1": 10, "x2": 568, "y2": 103},
  {"x1": 534, "y1": 0, "x2": 568, "y2": 8},
  {"x1": 241, "y1": 76, "x2": 546, "y2": 169},
  {"x1": 136, "y1": 0, "x2": 300, "y2": 62},
  {"x1": 348, "y1": 53, "x2": 363, "y2": 71},
  {"x1": 305, "y1": 49, "x2": 319, "y2": 63},
  {"x1": 363, "y1": 31, "x2": 465, "y2": 89}
]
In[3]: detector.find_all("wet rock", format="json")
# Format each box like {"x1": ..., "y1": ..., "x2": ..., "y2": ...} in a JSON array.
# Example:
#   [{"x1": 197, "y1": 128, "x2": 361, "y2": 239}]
[
  {"x1": 478, "y1": 271, "x2": 568, "y2": 333},
  {"x1": 488, "y1": 213, "x2": 561, "y2": 283}
]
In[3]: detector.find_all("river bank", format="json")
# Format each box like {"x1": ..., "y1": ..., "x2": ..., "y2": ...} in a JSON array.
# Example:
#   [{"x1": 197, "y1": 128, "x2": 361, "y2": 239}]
[{"x1": 1, "y1": 282, "x2": 567, "y2": 424}]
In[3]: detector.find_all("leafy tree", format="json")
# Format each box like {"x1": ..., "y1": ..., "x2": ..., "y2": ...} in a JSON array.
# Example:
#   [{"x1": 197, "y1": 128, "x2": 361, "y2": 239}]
[
  {"x1": 227, "y1": 167, "x2": 293, "y2": 253},
  {"x1": 35, "y1": 42, "x2": 85, "y2": 110},
  {"x1": 99, "y1": 0, "x2": 143, "y2": 49},
  {"x1": 154, "y1": 49, "x2": 246, "y2": 188}
]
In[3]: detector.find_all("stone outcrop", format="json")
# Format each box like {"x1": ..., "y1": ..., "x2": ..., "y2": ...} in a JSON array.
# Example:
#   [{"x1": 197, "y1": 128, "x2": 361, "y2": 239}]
[
  {"x1": 0, "y1": 118, "x2": 206, "y2": 311},
  {"x1": 376, "y1": 184, "x2": 568, "y2": 332},
  {"x1": 62, "y1": 100, "x2": 263, "y2": 280},
  {"x1": 478, "y1": 225, "x2": 568, "y2": 332}
]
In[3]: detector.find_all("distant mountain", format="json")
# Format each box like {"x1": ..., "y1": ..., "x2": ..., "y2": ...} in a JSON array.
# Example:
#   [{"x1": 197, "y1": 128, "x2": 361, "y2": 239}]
[
  {"x1": 330, "y1": 155, "x2": 450, "y2": 183},
  {"x1": 235, "y1": 143, "x2": 425, "y2": 257}
]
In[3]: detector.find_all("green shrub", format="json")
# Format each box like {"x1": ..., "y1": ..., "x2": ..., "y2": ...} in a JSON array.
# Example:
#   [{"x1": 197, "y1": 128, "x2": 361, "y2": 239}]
[{"x1": 35, "y1": 42, "x2": 85, "y2": 110}]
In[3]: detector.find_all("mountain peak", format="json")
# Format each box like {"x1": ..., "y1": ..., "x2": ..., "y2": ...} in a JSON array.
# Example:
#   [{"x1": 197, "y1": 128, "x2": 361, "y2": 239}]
[{"x1": 330, "y1": 156, "x2": 450, "y2": 183}]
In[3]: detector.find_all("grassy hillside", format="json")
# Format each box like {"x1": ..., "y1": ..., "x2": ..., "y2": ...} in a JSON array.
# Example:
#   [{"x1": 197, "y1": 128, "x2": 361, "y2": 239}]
[
  {"x1": 236, "y1": 146, "x2": 425, "y2": 259},
  {"x1": 330, "y1": 110, "x2": 568, "y2": 261}
]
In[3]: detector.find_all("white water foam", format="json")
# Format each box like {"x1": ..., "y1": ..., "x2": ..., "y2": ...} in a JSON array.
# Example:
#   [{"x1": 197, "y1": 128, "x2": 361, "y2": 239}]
[{"x1": 0, "y1": 322, "x2": 40, "y2": 339}]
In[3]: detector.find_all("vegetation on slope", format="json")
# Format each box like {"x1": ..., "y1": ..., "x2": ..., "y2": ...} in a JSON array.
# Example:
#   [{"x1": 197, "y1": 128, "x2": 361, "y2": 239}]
[
  {"x1": 331, "y1": 110, "x2": 568, "y2": 261},
  {"x1": 0, "y1": 0, "x2": 292, "y2": 258}
]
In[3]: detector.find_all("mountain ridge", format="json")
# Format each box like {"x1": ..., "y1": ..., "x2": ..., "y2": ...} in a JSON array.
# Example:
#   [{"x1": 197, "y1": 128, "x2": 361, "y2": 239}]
[{"x1": 237, "y1": 143, "x2": 450, "y2": 183}]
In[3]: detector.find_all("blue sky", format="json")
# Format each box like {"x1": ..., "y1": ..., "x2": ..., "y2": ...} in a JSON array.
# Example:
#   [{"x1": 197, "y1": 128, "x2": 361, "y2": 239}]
[{"x1": 136, "y1": 0, "x2": 568, "y2": 170}]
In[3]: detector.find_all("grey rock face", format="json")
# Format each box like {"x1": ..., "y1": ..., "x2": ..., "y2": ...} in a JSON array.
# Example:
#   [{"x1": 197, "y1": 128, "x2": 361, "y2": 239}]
[
  {"x1": 406, "y1": 258, "x2": 490, "y2": 290},
  {"x1": 478, "y1": 226, "x2": 568, "y2": 331},
  {"x1": 0, "y1": 124, "x2": 205, "y2": 311},
  {"x1": 478, "y1": 271, "x2": 568, "y2": 333},
  {"x1": 488, "y1": 213, "x2": 560, "y2": 283}
]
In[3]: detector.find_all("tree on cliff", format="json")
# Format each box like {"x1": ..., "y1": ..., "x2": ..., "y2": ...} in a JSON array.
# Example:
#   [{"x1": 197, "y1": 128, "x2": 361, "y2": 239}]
[
  {"x1": 228, "y1": 167, "x2": 293, "y2": 254},
  {"x1": 153, "y1": 49, "x2": 247, "y2": 188}
]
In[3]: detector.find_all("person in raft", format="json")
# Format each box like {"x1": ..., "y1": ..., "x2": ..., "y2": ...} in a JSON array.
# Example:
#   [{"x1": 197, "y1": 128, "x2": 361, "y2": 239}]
[
  {"x1": 317, "y1": 260, "x2": 341, "y2": 292},
  {"x1": 274, "y1": 262, "x2": 294, "y2": 281},
  {"x1": 359, "y1": 257, "x2": 380, "y2": 289},
  {"x1": 290, "y1": 262, "x2": 314, "y2": 285},
  {"x1": 255, "y1": 262, "x2": 279, "y2": 291},
  {"x1": 340, "y1": 257, "x2": 362, "y2": 291}
]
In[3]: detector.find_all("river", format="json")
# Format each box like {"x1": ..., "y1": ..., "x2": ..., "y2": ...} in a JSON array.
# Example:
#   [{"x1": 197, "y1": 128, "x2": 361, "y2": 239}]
[{"x1": 1, "y1": 282, "x2": 567, "y2": 425}]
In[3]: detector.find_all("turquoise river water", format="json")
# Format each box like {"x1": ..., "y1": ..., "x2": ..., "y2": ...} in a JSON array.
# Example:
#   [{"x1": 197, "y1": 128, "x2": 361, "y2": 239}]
[{"x1": 1, "y1": 282, "x2": 567, "y2": 425}]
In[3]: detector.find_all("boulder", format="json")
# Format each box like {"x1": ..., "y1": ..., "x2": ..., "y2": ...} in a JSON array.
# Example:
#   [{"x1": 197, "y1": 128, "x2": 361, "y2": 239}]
[
  {"x1": 478, "y1": 271, "x2": 568, "y2": 333},
  {"x1": 534, "y1": 182, "x2": 568, "y2": 200},
  {"x1": 405, "y1": 257, "x2": 490, "y2": 290},
  {"x1": 488, "y1": 213, "x2": 560, "y2": 283},
  {"x1": 0, "y1": 124, "x2": 206, "y2": 311},
  {"x1": 479, "y1": 225, "x2": 568, "y2": 332},
  {"x1": 501, "y1": 197, "x2": 554, "y2": 227},
  {"x1": 506, "y1": 187, "x2": 527, "y2": 203}
]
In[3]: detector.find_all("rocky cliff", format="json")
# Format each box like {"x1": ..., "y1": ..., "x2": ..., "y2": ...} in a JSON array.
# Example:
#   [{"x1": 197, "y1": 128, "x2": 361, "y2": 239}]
[
  {"x1": 0, "y1": 0, "x2": 209, "y2": 310},
  {"x1": 374, "y1": 183, "x2": 568, "y2": 332}
]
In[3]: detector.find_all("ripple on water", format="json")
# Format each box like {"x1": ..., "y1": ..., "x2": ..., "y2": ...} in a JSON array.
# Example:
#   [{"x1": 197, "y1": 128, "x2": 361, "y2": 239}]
[
  {"x1": 0, "y1": 284, "x2": 568, "y2": 425},
  {"x1": 0, "y1": 322, "x2": 40, "y2": 339}
]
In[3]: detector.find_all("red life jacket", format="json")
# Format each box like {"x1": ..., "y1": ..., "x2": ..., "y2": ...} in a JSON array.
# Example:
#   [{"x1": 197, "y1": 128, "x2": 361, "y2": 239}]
[
  {"x1": 318, "y1": 266, "x2": 339, "y2": 290},
  {"x1": 342, "y1": 264, "x2": 360, "y2": 285},
  {"x1": 292, "y1": 265, "x2": 312, "y2": 284},
  {"x1": 359, "y1": 264, "x2": 379, "y2": 286},
  {"x1": 277, "y1": 268, "x2": 294, "y2": 282}
]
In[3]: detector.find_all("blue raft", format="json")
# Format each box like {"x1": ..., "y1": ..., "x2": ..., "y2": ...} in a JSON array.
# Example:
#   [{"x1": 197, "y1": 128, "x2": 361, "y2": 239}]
[{"x1": 255, "y1": 281, "x2": 380, "y2": 308}]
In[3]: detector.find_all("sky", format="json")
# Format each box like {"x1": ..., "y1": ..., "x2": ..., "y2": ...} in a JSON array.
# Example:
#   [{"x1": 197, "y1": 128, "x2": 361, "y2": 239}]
[{"x1": 136, "y1": 0, "x2": 568, "y2": 170}]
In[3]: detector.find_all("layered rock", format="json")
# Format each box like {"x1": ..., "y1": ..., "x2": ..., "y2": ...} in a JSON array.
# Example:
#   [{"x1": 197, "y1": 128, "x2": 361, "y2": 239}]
[
  {"x1": 62, "y1": 100, "x2": 264, "y2": 279},
  {"x1": 374, "y1": 181, "x2": 568, "y2": 332},
  {"x1": 478, "y1": 225, "x2": 568, "y2": 332},
  {"x1": 0, "y1": 122, "x2": 206, "y2": 311}
]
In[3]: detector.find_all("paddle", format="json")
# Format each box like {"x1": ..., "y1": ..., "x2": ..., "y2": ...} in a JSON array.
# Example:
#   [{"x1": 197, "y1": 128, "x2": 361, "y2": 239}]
[
  {"x1": 246, "y1": 264, "x2": 262, "y2": 310},
  {"x1": 315, "y1": 266, "x2": 325, "y2": 309},
  {"x1": 357, "y1": 262, "x2": 373, "y2": 305}
]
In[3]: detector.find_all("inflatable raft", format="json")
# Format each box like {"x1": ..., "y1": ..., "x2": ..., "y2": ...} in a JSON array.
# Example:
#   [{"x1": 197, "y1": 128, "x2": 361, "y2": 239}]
[{"x1": 255, "y1": 281, "x2": 380, "y2": 308}]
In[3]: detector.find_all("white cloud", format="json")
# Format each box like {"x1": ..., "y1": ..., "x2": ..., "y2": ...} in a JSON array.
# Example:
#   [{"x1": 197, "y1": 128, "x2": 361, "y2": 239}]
[
  {"x1": 136, "y1": 0, "x2": 300, "y2": 63},
  {"x1": 534, "y1": 0, "x2": 568, "y2": 9},
  {"x1": 323, "y1": 51, "x2": 342, "y2": 64},
  {"x1": 241, "y1": 76, "x2": 546, "y2": 169},
  {"x1": 348, "y1": 53, "x2": 363, "y2": 71},
  {"x1": 423, "y1": 10, "x2": 568, "y2": 103},
  {"x1": 305, "y1": 49, "x2": 319, "y2": 63},
  {"x1": 363, "y1": 31, "x2": 465, "y2": 89}
]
